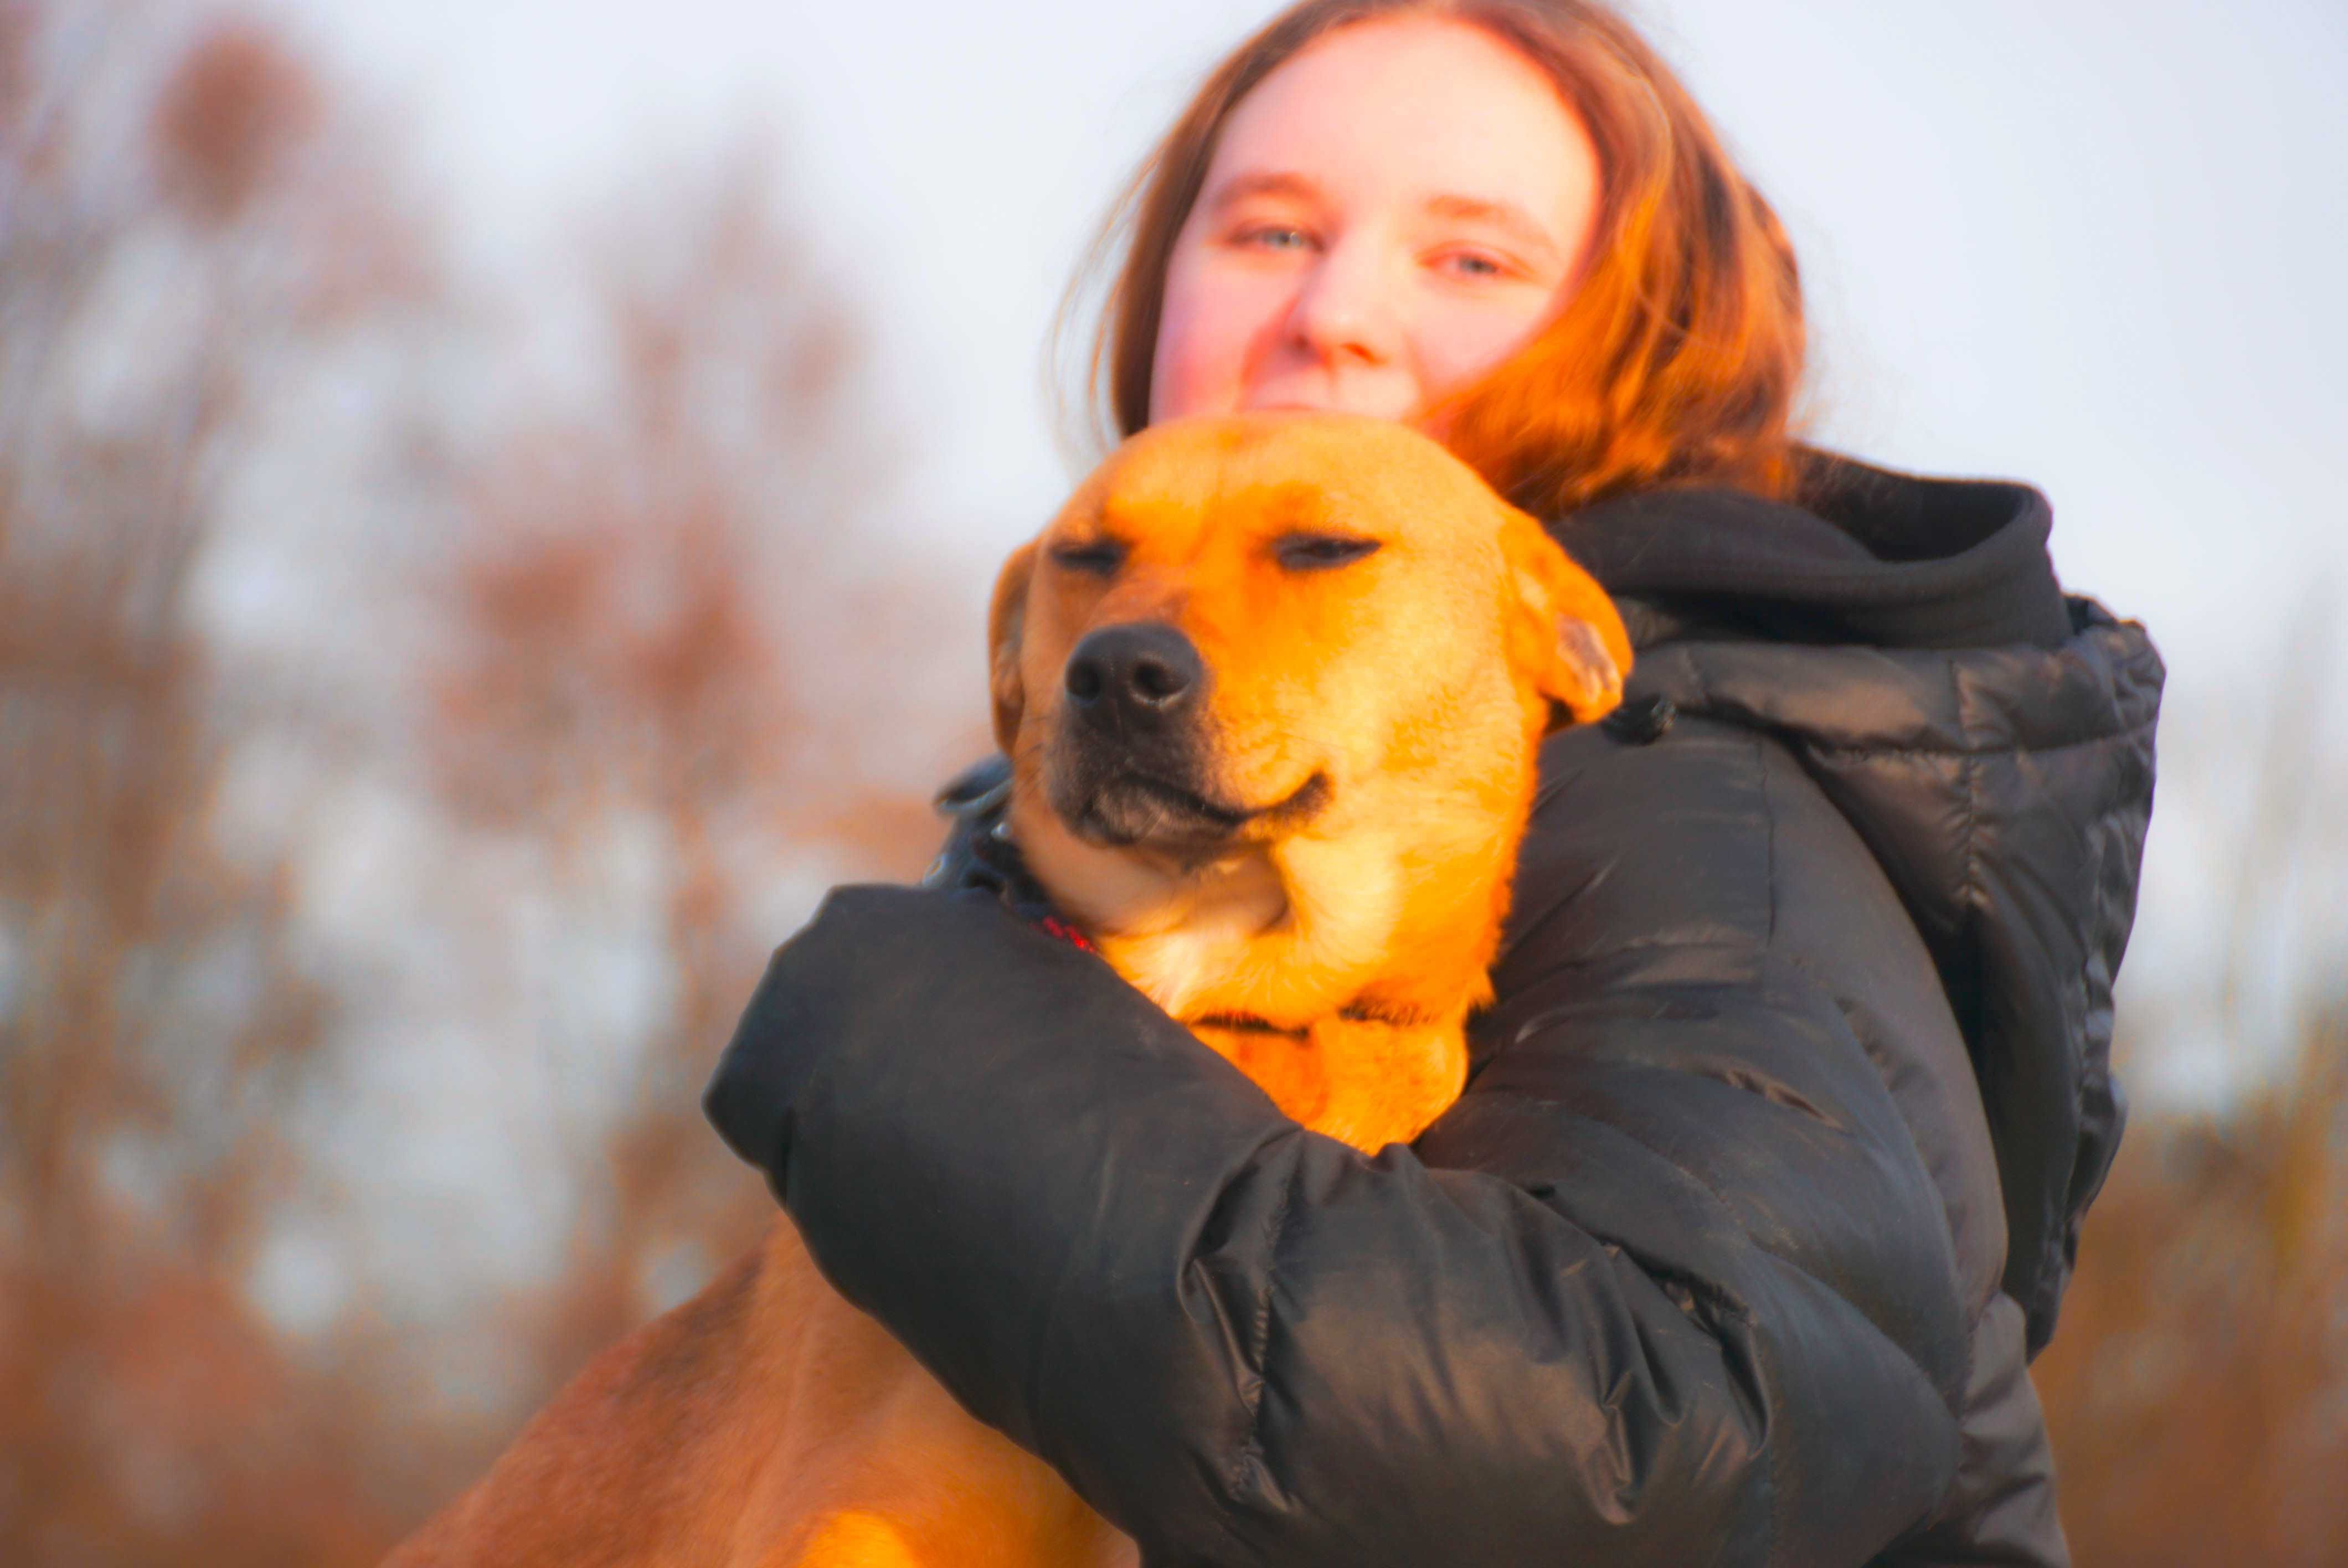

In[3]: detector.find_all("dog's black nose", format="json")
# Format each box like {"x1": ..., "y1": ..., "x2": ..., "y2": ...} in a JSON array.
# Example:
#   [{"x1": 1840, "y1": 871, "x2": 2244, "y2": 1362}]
[{"x1": 1064, "y1": 622, "x2": 1203, "y2": 726}]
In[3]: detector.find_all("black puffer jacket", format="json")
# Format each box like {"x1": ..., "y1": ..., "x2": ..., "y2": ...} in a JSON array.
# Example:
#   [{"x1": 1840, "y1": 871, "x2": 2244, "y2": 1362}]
[{"x1": 705, "y1": 454, "x2": 2162, "y2": 1567}]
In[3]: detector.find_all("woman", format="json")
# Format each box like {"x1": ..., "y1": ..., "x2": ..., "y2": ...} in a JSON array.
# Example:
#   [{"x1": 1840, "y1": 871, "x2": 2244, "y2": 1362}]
[{"x1": 706, "y1": 3, "x2": 2160, "y2": 1563}]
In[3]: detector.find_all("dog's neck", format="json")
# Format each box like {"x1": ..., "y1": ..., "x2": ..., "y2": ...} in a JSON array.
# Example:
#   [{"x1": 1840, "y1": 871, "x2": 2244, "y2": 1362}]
[{"x1": 1005, "y1": 790, "x2": 1282, "y2": 1013}]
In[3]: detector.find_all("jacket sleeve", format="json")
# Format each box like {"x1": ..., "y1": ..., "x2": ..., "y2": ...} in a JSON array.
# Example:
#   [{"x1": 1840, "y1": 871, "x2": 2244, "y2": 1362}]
[
  {"x1": 1879, "y1": 1293, "x2": 2066, "y2": 1566},
  {"x1": 704, "y1": 720, "x2": 1976, "y2": 1567}
]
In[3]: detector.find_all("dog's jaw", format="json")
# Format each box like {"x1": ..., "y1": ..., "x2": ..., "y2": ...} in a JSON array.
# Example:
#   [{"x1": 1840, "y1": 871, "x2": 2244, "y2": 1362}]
[
  {"x1": 1012, "y1": 771, "x2": 1455, "y2": 1031},
  {"x1": 1008, "y1": 785, "x2": 1295, "y2": 1018}
]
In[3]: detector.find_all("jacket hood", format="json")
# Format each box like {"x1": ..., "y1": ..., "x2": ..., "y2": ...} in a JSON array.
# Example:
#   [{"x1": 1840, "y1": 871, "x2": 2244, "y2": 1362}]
[
  {"x1": 1553, "y1": 453, "x2": 2165, "y2": 1352},
  {"x1": 1556, "y1": 452, "x2": 2076, "y2": 652}
]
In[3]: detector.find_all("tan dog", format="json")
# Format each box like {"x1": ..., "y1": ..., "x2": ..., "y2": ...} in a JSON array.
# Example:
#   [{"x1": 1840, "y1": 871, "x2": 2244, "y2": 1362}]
[{"x1": 385, "y1": 412, "x2": 1629, "y2": 1568}]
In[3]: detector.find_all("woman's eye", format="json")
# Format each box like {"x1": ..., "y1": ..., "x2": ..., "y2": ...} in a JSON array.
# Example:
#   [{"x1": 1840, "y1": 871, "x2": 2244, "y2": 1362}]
[
  {"x1": 1274, "y1": 533, "x2": 1383, "y2": 572},
  {"x1": 1238, "y1": 224, "x2": 1312, "y2": 252},
  {"x1": 1438, "y1": 251, "x2": 1506, "y2": 280},
  {"x1": 1050, "y1": 539, "x2": 1127, "y2": 576}
]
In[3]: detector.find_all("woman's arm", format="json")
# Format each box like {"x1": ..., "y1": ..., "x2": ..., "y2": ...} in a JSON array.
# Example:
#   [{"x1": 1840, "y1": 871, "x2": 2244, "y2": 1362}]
[{"x1": 707, "y1": 718, "x2": 1979, "y2": 1566}]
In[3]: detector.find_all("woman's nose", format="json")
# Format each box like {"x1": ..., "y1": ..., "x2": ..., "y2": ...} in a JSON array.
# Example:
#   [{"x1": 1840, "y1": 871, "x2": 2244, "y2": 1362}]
[{"x1": 1285, "y1": 239, "x2": 1402, "y2": 368}]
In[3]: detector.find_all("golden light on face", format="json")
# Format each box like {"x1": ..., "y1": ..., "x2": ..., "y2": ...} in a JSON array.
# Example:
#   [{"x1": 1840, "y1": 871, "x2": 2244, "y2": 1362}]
[
  {"x1": 991, "y1": 414, "x2": 1626, "y2": 865},
  {"x1": 988, "y1": 410, "x2": 1626, "y2": 1056},
  {"x1": 1148, "y1": 18, "x2": 1603, "y2": 428}
]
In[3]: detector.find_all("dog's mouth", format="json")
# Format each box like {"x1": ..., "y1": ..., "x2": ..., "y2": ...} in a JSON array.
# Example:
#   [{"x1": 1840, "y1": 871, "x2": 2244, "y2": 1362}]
[{"x1": 1060, "y1": 767, "x2": 1329, "y2": 852}]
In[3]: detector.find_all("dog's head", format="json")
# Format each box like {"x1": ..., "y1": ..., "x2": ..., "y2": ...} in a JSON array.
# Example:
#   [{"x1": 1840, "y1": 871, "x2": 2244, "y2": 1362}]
[{"x1": 991, "y1": 413, "x2": 1628, "y2": 866}]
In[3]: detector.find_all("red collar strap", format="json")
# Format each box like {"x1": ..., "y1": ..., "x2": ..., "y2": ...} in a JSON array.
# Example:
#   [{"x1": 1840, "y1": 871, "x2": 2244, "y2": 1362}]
[{"x1": 1033, "y1": 914, "x2": 1099, "y2": 956}]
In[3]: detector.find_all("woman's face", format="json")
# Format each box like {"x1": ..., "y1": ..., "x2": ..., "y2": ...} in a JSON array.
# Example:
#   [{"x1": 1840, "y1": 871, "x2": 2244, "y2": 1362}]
[{"x1": 1149, "y1": 17, "x2": 1602, "y2": 427}]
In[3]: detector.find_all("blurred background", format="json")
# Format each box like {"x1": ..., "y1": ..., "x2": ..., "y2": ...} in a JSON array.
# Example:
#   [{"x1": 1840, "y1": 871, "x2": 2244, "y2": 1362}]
[{"x1": 1, "y1": 0, "x2": 2341, "y2": 1561}]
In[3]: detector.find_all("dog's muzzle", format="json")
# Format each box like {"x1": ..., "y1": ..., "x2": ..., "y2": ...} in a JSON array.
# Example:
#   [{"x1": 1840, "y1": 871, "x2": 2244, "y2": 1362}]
[{"x1": 1049, "y1": 622, "x2": 1233, "y2": 847}]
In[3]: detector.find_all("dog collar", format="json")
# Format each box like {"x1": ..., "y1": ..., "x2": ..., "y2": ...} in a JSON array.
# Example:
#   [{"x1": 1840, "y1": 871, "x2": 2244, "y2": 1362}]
[{"x1": 1032, "y1": 914, "x2": 1099, "y2": 956}]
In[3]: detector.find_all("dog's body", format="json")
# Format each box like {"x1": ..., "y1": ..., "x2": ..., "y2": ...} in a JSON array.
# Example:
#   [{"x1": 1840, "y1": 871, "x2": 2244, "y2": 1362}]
[{"x1": 386, "y1": 414, "x2": 1628, "y2": 1568}]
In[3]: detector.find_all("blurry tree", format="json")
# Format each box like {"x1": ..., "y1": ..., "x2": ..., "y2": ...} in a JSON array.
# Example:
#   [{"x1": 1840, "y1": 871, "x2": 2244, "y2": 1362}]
[
  {"x1": 2038, "y1": 1015, "x2": 2348, "y2": 1565},
  {"x1": 415, "y1": 157, "x2": 953, "y2": 1414},
  {"x1": 0, "y1": 4, "x2": 436, "y2": 1559},
  {"x1": 1, "y1": 2, "x2": 959, "y2": 1561}
]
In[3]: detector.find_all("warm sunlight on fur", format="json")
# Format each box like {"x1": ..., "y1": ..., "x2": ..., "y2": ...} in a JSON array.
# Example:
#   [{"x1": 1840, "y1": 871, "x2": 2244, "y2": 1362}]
[
  {"x1": 998, "y1": 413, "x2": 1625, "y2": 1147},
  {"x1": 383, "y1": 411, "x2": 1628, "y2": 1568}
]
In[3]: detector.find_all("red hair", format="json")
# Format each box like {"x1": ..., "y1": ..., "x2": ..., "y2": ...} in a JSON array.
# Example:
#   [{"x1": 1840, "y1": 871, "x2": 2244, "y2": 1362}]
[{"x1": 1062, "y1": 0, "x2": 1809, "y2": 513}]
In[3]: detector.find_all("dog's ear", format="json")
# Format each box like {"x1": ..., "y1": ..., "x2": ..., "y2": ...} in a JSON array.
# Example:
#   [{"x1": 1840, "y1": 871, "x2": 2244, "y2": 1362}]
[
  {"x1": 1498, "y1": 506, "x2": 1631, "y2": 727},
  {"x1": 987, "y1": 540, "x2": 1039, "y2": 754}
]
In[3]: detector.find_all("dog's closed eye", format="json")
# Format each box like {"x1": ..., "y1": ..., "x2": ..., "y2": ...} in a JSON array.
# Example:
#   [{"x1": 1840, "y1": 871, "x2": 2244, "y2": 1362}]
[
  {"x1": 1050, "y1": 538, "x2": 1129, "y2": 576},
  {"x1": 1274, "y1": 533, "x2": 1382, "y2": 571}
]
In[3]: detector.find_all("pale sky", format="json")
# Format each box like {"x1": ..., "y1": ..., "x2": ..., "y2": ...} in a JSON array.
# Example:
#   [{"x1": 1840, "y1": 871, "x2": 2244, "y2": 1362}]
[
  {"x1": 248, "y1": 0, "x2": 2348, "y2": 1103},
  {"x1": 249, "y1": 0, "x2": 2346, "y2": 661}
]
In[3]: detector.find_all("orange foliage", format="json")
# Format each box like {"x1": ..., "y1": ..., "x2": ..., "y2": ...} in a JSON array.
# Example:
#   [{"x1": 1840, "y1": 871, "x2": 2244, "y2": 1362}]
[
  {"x1": 0, "y1": 10, "x2": 372, "y2": 1549},
  {"x1": 2037, "y1": 1018, "x2": 2348, "y2": 1566},
  {"x1": 413, "y1": 169, "x2": 955, "y2": 1394},
  {"x1": 150, "y1": 19, "x2": 321, "y2": 226},
  {"x1": 2, "y1": 3, "x2": 952, "y2": 1561}
]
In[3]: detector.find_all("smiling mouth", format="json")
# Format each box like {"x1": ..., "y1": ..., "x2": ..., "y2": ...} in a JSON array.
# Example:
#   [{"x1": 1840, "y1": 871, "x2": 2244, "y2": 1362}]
[
  {"x1": 1242, "y1": 383, "x2": 1409, "y2": 419},
  {"x1": 1074, "y1": 769, "x2": 1330, "y2": 849}
]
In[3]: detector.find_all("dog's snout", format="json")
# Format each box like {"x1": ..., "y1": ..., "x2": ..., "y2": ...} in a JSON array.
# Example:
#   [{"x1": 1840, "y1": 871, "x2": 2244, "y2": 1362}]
[{"x1": 1065, "y1": 623, "x2": 1203, "y2": 725}]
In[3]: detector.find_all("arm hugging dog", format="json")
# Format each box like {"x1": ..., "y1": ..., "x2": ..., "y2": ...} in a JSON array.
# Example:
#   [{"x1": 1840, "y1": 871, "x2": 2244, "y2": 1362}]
[{"x1": 386, "y1": 412, "x2": 1629, "y2": 1567}]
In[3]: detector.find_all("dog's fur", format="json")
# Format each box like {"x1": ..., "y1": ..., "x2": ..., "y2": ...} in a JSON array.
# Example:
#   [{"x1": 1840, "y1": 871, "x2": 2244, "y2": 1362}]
[{"x1": 384, "y1": 412, "x2": 1629, "y2": 1568}]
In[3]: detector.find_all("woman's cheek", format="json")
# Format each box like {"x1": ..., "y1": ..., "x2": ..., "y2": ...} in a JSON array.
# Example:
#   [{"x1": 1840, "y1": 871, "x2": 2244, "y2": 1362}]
[
  {"x1": 1148, "y1": 323, "x2": 1227, "y2": 422},
  {"x1": 1153, "y1": 250, "x2": 1302, "y2": 422},
  {"x1": 1146, "y1": 246, "x2": 1214, "y2": 421},
  {"x1": 1420, "y1": 291, "x2": 1562, "y2": 395}
]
